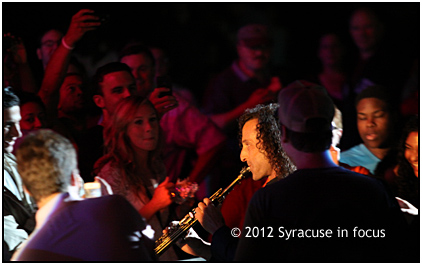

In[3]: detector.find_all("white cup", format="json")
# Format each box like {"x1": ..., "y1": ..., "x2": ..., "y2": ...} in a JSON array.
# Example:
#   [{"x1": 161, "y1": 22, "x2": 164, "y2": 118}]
[{"x1": 83, "y1": 181, "x2": 101, "y2": 198}]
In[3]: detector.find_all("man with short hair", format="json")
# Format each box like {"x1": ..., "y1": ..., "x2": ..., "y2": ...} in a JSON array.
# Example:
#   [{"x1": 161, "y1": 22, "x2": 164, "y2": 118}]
[
  {"x1": 92, "y1": 62, "x2": 137, "y2": 126},
  {"x1": 234, "y1": 80, "x2": 409, "y2": 262},
  {"x1": 3, "y1": 87, "x2": 36, "y2": 259},
  {"x1": 12, "y1": 129, "x2": 155, "y2": 261},
  {"x1": 76, "y1": 62, "x2": 136, "y2": 181},
  {"x1": 339, "y1": 85, "x2": 396, "y2": 174}
]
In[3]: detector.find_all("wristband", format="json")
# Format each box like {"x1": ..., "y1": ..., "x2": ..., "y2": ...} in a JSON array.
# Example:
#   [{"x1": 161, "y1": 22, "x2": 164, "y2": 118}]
[{"x1": 61, "y1": 37, "x2": 75, "y2": 50}]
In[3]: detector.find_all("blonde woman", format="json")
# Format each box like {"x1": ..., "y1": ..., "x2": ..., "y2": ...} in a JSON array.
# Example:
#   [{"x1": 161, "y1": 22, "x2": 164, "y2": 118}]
[{"x1": 95, "y1": 96, "x2": 178, "y2": 260}]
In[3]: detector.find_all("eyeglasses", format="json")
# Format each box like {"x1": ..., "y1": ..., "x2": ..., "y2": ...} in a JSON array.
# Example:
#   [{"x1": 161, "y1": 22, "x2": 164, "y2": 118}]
[{"x1": 41, "y1": 40, "x2": 60, "y2": 48}]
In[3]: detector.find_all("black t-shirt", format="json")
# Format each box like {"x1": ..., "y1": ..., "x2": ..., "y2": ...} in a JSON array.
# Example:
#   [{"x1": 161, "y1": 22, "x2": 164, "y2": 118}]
[{"x1": 235, "y1": 166, "x2": 413, "y2": 262}]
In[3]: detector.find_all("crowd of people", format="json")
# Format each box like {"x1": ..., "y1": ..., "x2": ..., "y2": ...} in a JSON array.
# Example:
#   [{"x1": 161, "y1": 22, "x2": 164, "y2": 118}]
[{"x1": 3, "y1": 5, "x2": 419, "y2": 262}]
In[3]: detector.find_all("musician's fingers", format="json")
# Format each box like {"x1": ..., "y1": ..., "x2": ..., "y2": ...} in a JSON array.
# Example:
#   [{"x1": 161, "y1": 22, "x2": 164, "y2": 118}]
[
  {"x1": 203, "y1": 198, "x2": 211, "y2": 206},
  {"x1": 193, "y1": 207, "x2": 203, "y2": 220},
  {"x1": 197, "y1": 202, "x2": 207, "y2": 212}
]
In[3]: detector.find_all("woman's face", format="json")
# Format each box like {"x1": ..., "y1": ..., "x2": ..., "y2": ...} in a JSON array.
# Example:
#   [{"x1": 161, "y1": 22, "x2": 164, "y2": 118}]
[
  {"x1": 20, "y1": 102, "x2": 46, "y2": 131},
  {"x1": 404, "y1": 131, "x2": 418, "y2": 177},
  {"x1": 318, "y1": 34, "x2": 343, "y2": 67},
  {"x1": 127, "y1": 104, "x2": 159, "y2": 152}
]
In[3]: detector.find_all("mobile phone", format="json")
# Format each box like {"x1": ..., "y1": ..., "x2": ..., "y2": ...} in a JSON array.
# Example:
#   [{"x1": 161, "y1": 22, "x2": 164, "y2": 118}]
[
  {"x1": 156, "y1": 75, "x2": 172, "y2": 98},
  {"x1": 84, "y1": 12, "x2": 110, "y2": 25}
]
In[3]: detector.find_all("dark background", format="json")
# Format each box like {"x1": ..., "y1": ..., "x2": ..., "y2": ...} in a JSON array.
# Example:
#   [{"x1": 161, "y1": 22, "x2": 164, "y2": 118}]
[{"x1": 3, "y1": 2, "x2": 419, "y2": 102}]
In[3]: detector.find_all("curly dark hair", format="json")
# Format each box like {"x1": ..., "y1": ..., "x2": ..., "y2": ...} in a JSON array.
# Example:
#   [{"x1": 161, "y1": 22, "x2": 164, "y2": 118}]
[
  {"x1": 396, "y1": 115, "x2": 419, "y2": 206},
  {"x1": 238, "y1": 103, "x2": 296, "y2": 179}
]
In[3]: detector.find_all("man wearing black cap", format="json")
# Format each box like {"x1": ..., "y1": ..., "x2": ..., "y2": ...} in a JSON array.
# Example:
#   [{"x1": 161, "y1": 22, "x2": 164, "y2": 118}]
[{"x1": 234, "y1": 80, "x2": 411, "y2": 262}]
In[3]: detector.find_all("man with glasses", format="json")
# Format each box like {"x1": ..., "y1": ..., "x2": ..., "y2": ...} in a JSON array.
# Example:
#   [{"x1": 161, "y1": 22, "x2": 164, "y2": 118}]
[{"x1": 36, "y1": 29, "x2": 63, "y2": 70}]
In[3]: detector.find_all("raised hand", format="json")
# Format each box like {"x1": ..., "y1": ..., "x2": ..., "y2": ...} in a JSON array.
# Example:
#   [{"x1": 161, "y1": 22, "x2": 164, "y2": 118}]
[
  {"x1": 149, "y1": 88, "x2": 179, "y2": 117},
  {"x1": 267, "y1": 76, "x2": 283, "y2": 93},
  {"x1": 63, "y1": 9, "x2": 101, "y2": 48},
  {"x1": 244, "y1": 76, "x2": 282, "y2": 109},
  {"x1": 4, "y1": 33, "x2": 27, "y2": 64}
]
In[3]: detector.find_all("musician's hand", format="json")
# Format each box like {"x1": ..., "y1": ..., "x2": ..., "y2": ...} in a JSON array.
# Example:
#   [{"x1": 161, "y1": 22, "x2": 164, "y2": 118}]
[
  {"x1": 176, "y1": 228, "x2": 211, "y2": 260},
  {"x1": 195, "y1": 198, "x2": 225, "y2": 235}
]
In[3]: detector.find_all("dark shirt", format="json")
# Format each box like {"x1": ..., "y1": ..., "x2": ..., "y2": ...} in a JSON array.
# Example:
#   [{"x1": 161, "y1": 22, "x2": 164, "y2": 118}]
[
  {"x1": 234, "y1": 166, "x2": 412, "y2": 262},
  {"x1": 203, "y1": 62, "x2": 271, "y2": 116},
  {"x1": 14, "y1": 194, "x2": 156, "y2": 261},
  {"x1": 77, "y1": 124, "x2": 104, "y2": 182}
]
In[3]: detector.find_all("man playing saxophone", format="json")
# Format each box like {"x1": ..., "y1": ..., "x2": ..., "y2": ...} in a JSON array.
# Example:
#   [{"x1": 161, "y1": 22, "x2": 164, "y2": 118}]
[{"x1": 178, "y1": 103, "x2": 296, "y2": 261}]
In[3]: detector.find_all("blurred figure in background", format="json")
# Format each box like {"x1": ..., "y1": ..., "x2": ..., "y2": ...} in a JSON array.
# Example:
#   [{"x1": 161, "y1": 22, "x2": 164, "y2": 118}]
[
  {"x1": 12, "y1": 91, "x2": 47, "y2": 153},
  {"x1": 203, "y1": 24, "x2": 281, "y2": 130},
  {"x1": 202, "y1": 24, "x2": 282, "y2": 188},
  {"x1": 310, "y1": 33, "x2": 347, "y2": 109},
  {"x1": 149, "y1": 45, "x2": 197, "y2": 106},
  {"x1": 36, "y1": 29, "x2": 63, "y2": 71},
  {"x1": 3, "y1": 33, "x2": 38, "y2": 93}
]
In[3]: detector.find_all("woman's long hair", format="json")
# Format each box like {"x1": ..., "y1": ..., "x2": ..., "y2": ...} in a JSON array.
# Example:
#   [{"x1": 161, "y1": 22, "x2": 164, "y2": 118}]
[
  {"x1": 94, "y1": 96, "x2": 165, "y2": 191},
  {"x1": 396, "y1": 115, "x2": 419, "y2": 206}
]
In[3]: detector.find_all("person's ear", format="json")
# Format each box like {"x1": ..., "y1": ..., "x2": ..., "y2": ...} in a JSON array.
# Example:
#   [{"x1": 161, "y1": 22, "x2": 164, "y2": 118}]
[
  {"x1": 93, "y1": 95, "x2": 105, "y2": 109},
  {"x1": 70, "y1": 169, "x2": 83, "y2": 190},
  {"x1": 70, "y1": 170, "x2": 77, "y2": 186}
]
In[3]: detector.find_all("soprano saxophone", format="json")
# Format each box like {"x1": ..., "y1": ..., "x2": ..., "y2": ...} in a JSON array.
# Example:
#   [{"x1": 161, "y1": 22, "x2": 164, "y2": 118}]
[{"x1": 154, "y1": 166, "x2": 251, "y2": 256}]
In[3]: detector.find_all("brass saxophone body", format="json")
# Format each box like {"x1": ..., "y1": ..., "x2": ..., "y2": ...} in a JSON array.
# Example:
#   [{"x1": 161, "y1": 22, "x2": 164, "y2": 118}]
[{"x1": 154, "y1": 166, "x2": 251, "y2": 256}]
